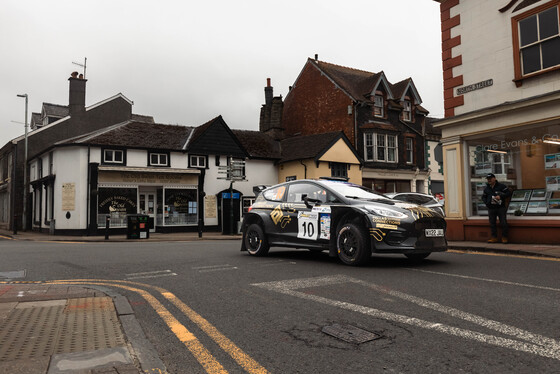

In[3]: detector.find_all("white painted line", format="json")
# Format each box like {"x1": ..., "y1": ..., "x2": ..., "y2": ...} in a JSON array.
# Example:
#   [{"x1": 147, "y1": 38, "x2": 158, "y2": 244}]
[
  {"x1": 246, "y1": 260, "x2": 286, "y2": 266},
  {"x1": 252, "y1": 275, "x2": 560, "y2": 361},
  {"x1": 125, "y1": 270, "x2": 177, "y2": 280},
  {"x1": 198, "y1": 267, "x2": 238, "y2": 273},
  {"x1": 407, "y1": 269, "x2": 560, "y2": 292},
  {"x1": 125, "y1": 270, "x2": 173, "y2": 277},
  {"x1": 192, "y1": 265, "x2": 233, "y2": 270}
]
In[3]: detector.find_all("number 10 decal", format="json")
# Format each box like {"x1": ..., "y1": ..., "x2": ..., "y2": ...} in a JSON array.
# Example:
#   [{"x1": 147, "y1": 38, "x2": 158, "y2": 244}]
[{"x1": 297, "y1": 211, "x2": 319, "y2": 240}]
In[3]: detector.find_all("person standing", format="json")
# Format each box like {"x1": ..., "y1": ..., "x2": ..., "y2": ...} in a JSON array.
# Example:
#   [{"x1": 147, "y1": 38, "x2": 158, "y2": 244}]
[{"x1": 482, "y1": 173, "x2": 512, "y2": 243}]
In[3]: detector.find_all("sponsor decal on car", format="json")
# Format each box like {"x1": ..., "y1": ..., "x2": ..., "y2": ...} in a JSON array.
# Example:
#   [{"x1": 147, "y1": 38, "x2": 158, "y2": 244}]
[
  {"x1": 405, "y1": 206, "x2": 437, "y2": 219},
  {"x1": 376, "y1": 223, "x2": 398, "y2": 230},
  {"x1": 270, "y1": 205, "x2": 292, "y2": 228}
]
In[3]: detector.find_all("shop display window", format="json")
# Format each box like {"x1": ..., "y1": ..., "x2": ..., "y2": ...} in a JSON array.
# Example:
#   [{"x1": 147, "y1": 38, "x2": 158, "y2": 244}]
[
  {"x1": 97, "y1": 187, "x2": 137, "y2": 227},
  {"x1": 466, "y1": 124, "x2": 560, "y2": 216},
  {"x1": 163, "y1": 188, "x2": 198, "y2": 226}
]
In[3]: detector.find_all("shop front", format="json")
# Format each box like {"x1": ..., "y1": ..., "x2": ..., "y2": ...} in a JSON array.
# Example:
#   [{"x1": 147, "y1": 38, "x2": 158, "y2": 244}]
[
  {"x1": 95, "y1": 167, "x2": 200, "y2": 233},
  {"x1": 436, "y1": 98, "x2": 560, "y2": 243}
]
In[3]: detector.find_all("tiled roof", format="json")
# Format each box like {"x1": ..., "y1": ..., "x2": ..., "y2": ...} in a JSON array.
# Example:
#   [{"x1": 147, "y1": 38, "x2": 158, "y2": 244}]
[
  {"x1": 59, "y1": 121, "x2": 194, "y2": 150},
  {"x1": 313, "y1": 60, "x2": 378, "y2": 101},
  {"x1": 390, "y1": 79, "x2": 411, "y2": 100},
  {"x1": 42, "y1": 103, "x2": 69, "y2": 118},
  {"x1": 231, "y1": 130, "x2": 281, "y2": 159},
  {"x1": 279, "y1": 132, "x2": 342, "y2": 163},
  {"x1": 131, "y1": 114, "x2": 155, "y2": 123}
]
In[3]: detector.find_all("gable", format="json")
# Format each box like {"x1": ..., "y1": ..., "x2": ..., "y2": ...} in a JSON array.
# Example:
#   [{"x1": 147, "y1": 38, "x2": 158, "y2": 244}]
[
  {"x1": 370, "y1": 72, "x2": 394, "y2": 99},
  {"x1": 187, "y1": 117, "x2": 247, "y2": 158},
  {"x1": 318, "y1": 138, "x2": 361, "y2": 164}
]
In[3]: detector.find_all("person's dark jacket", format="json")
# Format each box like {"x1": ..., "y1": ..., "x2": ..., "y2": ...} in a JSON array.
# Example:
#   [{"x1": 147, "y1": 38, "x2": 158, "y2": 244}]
[{"x1": 482, "y1": 181, "x2": 512, "y2": 209}]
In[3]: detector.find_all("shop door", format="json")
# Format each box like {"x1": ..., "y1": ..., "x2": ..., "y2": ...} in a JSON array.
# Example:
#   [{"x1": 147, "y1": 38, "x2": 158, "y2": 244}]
[
  {"x1": 139, "y1": 192, "x2": 156, "y2": 232},
  {"x1": 221, "y1": 192, "x2": 241, "y2": 234}
]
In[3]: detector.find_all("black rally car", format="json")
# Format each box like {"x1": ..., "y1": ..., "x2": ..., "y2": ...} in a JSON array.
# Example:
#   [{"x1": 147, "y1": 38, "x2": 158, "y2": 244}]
[{"x1": 240, "y1": 179, "x2": 447, "y2": 266}]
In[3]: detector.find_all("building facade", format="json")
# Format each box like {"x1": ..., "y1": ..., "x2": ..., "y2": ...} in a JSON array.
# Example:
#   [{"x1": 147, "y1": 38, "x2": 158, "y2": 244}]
[
  {"x1": 434, "y1": 0, "x2": 560, "y2": 243},
  {"x1": 280, "y1": 57, "x2": 439, "y2": 194}
]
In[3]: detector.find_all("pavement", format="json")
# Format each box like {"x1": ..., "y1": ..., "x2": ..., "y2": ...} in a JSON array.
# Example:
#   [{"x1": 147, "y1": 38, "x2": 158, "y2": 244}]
[{"x1": 0, "y1": 229, "x2": 559, "y2": 373}]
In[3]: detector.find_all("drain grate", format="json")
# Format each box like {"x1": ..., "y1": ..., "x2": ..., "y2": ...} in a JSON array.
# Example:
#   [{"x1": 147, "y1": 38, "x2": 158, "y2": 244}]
[
  {"x1": 54, "y1": 297, "x2": 126, "y2": 354},
  {"x1": 322, "y1": 324, "x2": 382, "y2": 344}
]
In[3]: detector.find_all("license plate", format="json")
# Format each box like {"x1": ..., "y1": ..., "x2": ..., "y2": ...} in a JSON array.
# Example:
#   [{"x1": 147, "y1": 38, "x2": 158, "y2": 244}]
[{"x1": 425, "y1": 228, "x2": 444, "y2": 237}]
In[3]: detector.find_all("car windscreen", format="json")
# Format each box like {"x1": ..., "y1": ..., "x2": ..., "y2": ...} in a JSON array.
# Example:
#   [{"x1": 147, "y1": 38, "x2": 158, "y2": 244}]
[
  {"x1": 322, "y1": 181, "x2": 389, "y2": 201},
  {"x1": 392, "y1": 194, "x2": 435, "y2": 205}
]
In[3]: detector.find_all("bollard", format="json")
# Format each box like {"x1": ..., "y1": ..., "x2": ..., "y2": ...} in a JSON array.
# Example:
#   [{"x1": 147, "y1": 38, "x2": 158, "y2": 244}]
[
  {"x1": 198, "y1": 218, "x2": 203, "y2": 238},
  {"x1": 13, "y1": 215, "x2": 17, "y2": 235},
  {"x1": 105, "y1": 215, "x2": 110, "y2": 240}
]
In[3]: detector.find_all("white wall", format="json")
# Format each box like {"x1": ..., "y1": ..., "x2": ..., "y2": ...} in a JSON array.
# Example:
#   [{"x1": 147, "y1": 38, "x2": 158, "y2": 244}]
[{"x1": 452, "y1": 1, "x2": 560, "y2": 116}]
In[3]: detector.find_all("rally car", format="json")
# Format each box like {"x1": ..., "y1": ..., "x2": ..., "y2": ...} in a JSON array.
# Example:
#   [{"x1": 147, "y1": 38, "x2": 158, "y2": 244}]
[{"x1": 240, "y1": 179, "x2": 447, "y2": 266}]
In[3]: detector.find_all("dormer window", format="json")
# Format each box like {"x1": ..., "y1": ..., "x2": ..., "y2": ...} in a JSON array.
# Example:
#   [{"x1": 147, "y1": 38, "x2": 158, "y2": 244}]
[
  {"x1": 403, "y1": 100, "x2": 412, "y2": 122},
  {"x1": 374, "y1": 94, "x2": 384, "y2": 117},
  {"x1": 103, "y1": 149, "x2": 124, "y2": 164}
]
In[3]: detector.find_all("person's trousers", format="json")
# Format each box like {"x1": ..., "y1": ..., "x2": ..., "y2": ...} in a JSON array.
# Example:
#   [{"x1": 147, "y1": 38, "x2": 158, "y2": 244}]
[{"x1": 488, "y1": 206, "x2": 508, "y2": 238}]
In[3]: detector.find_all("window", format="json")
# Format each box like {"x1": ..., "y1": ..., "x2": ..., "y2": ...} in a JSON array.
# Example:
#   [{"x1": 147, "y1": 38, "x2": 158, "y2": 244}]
[
  {"x1": 150, "y1": 153, "x2": 169, "y2": 167},
  {"x1": 103, "y1": 149, "x2": 124, "y2": 164},
  {"x1": 229, "y1": 158, "x2": 246, "y2": 180},
  {"x1": 287, "y1": 183, "x2": 328, "y2": 203},
  {"x1": 330, "y1": 162, "x2": 348, "y2": 179},
  {"x1": 403, "y1": 100, "x2": 412, "y2": 121},
  {"x1": 513, "y1": 2, "x2": 560, "y2": 82},
  {"x1": 364, "y1": 133, "x2": 398, "y2": 163},
  {"x1": 263, "y1": 186, "x2": 286, "y2": 202},
  {"x1": 190, "y1": 155, "x2": 206, "y2": 168},
  {"x1": 374, "y1": 94, "x2": 384, "y2": 117},
  {"x1": 406, "y1": 138, "x2": 414, "y2": 164},
  {"x1": 242, "y1": 197, "x2": 256, "y2": 215}
]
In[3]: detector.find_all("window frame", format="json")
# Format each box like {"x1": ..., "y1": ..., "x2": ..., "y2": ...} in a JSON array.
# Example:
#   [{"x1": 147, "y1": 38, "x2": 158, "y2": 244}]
[
  {"x1": 373, "y1": 93, "x2": 385, "y2": 118},
  {"x1": 364, "y1": 133, "x2": 398, "y2": 163},
  {"x1": 102, "y1": 148, "x2": 126, "y2": 165},
  {"x1": 149, "y1": 152, "x2": 170, "y2": 167},
  {"x1": 512, "y1": 0, "x2": 560, "y2": 86},
  {"x1": 402, "y1": 99, "x2": 412, "y2": 122},
  {"x1": 330, "y1": 162, "x2": 349, "y2": 179},
  {"x1": 405, "y1": 137, "x2": 414, "y2": 164},
  {"x1": 189, "y1": 155, "x2": 207, "y2": 169}
]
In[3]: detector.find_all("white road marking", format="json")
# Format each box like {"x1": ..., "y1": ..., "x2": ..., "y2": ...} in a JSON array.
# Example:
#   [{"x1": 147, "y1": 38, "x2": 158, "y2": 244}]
[
  {"x1": 192, "y1": 265, "x2": 233, "y2": 270},
  {"x1": 407, "y1": 268, "x2": 560, "y2": 292},
  {"x1": 252, "y1": 275, "x2": 560, "y2": 361},
  {"x1": 125, "y1": 270, "x2": 177, "y2": 280}
]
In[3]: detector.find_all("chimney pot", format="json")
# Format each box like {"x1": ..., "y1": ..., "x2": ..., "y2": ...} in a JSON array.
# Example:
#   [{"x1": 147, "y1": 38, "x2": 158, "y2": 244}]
[
  {"x1": 71, "y1": 71, "x2": 79, "y2": 78},
  {"x1": 267, "y1": 78, "x2": 271, "y2": 87},
  {"x1": 315, "y1": 54, "x2": 318, "y2": 61}
]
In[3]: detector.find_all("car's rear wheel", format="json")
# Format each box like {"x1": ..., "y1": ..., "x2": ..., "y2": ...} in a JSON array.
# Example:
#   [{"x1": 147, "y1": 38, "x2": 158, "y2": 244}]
[
  {"x1": 245, "y1": 224, "x2": 270, "y2": 256},
  {"x1": 405, "y1": 252, "x2": 431, "y2": 261},
  {"x1": 336, "y1": 223, "x2": 370, "y2": 266}
]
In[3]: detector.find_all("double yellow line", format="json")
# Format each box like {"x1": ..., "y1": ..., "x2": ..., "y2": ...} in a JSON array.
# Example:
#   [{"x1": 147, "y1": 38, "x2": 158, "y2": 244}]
[{"x1": 49, "y1": 279, "x2": 269, "y2": 374}]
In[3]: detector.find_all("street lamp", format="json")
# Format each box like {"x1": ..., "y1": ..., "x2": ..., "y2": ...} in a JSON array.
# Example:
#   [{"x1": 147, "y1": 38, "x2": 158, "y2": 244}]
[{"x1": 17, "y1": 94, "x2": 28, "y2": 231}]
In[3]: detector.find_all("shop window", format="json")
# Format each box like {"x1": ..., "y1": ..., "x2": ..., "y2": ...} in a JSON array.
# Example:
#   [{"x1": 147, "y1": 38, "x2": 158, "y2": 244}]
[
  {"x1": 467, "y1": 124, "x2": 560, "y2": 217},
  {"x1": 190, "y1": 155, "x2": 206, "y2": 168},
  {"x1": 330, "y1": 162, "x2": 348, "y2": 179},
  {"x1": 97, "y1": 187, "x2": 137, "y2": 227},
  {"x1": 513, "y1": 1, "x2": 560, "y2": 83},
  {"x1": 149, "y1": 152, "x2": 169, "y2": 167},
  {"x1": 406, "y1": 138, "x2": 414, "y2": 164},
  {"x1": 164, "y1": 188, "x2": 197, "y2": 226},
  {"x1": 364, "y1": 133, "x2": 398, "y2": 163},
  {"x1": 103, "y1": 149, "x2": 125, "y2": 165}
]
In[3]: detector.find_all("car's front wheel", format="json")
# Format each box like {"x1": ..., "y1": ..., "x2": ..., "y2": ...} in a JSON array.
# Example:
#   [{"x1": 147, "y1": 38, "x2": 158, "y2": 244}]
[
  {"x1": 336, "y1": 223, "x2": 370, "y2": 266},
  {"x1": 244, "y1": 224, "x2": 270, "y2": 256}
]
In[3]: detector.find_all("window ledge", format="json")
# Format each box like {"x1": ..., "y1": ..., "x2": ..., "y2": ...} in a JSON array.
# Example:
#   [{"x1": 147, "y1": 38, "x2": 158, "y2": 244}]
[{"x1": 514, "y1": 65, "x2": 560, "y2": 87}]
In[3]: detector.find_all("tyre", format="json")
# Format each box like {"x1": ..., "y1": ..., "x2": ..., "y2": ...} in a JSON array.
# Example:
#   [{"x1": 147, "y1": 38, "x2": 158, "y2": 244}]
[
  {"x1": 244, "y1": 224, "x2": 270, "y2": 256},
  {"x1": 336, "y1": 223, "x2": 370, "y2": 266},
  {"x1": 405, "y1": 253, "x2": 431, "y2": 261}
]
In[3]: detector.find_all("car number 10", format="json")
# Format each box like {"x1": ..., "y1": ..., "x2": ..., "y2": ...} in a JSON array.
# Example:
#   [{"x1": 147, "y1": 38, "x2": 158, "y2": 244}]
[{"x1": 298, "y1": 212, "x2": 318, "y2": 240}]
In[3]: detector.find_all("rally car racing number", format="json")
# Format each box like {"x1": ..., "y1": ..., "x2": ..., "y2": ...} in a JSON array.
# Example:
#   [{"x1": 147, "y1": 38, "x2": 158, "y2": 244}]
[{"x1": 298, "y1": 211, "x2": 318, "y2": 240}]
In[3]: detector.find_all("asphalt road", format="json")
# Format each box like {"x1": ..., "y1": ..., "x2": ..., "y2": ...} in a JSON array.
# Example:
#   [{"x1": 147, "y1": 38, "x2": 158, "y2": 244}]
[{"x1": 1, "y1": 238, "x2": 559, "y2": 373}]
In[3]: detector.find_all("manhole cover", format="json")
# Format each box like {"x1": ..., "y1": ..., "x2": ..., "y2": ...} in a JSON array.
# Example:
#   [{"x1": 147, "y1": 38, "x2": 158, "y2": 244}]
[{"x1": 322, "y1": 324, "x2": 381, "y2": 344}]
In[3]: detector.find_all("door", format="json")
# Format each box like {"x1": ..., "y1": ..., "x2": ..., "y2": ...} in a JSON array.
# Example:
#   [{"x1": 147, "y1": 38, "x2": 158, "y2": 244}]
[
  {"x1": 139, "y1": 192, "x2": 156, "y2": 232},
  {"x1": 221, "y1": 191, "x2": 241, "y2": 234}
]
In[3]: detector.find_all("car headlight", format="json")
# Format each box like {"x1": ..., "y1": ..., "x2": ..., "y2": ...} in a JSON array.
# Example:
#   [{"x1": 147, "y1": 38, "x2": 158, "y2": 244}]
[{"x1": 368, "y1": 207, "x2": 408, "y2": 219}]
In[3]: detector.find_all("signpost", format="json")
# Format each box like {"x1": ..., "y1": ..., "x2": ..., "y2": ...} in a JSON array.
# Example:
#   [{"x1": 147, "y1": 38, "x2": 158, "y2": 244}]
[{"x1": 217, "y1": 157, "x2": 246, "y2": 234}]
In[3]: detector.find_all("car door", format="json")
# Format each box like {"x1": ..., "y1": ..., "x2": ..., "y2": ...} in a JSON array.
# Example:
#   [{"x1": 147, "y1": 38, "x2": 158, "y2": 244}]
[{"x1": 285, "y1": 182, "x2": 331, "y2": 246}]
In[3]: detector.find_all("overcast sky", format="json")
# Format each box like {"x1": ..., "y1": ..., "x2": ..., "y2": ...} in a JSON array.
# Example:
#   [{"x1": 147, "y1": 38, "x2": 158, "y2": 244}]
[{"x1": 0, "y1": 0, "x2": 443, "y2": 147}]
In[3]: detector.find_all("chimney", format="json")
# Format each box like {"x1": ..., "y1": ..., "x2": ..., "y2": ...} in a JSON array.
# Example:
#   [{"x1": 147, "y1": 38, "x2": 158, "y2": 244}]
[
  {"x1": 68, "y1": 71, "x2": 87, "y2": 117},
  {"x1": 315, "y1": 54, "x2": 318, "y2": 61},
  {"x1": 265, "y1": 78, "x2": 273, "y2": 106}
]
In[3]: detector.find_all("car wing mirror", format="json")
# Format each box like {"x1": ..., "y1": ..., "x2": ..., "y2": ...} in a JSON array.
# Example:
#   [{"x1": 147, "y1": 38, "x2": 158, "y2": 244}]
[{"x1": 303, "y1": 196, "x2": 322, "y2": 209}]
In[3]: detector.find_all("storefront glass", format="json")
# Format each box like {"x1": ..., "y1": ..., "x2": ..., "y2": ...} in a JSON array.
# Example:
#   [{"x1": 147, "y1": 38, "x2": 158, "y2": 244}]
[
  {"x1": 466, "y1": 123, "x2": 560, "y2": 217},
  {"x1": 97, "y1": 188, "x2": 138, "y2": 227},
  {"x1": 163, "y1": 188, "x2": 197, "y2": 226}
]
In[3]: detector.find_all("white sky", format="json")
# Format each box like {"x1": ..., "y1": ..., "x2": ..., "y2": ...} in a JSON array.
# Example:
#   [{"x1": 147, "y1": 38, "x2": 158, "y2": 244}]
[{"x1": 0, "y1": 0, "x2": 443, "y2": 147}]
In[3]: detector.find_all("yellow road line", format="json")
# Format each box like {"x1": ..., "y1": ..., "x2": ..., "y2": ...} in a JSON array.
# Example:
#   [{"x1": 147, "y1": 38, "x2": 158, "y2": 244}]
[
  {"x1": 448, "y1": 249, "x2": 560, "y2": 262},
  {"x1": 49, "y1": 280, "x2": 227, "y2": 374},
  {"x1": 0, "y1": 235, "x2": 14, "y2": 240}
]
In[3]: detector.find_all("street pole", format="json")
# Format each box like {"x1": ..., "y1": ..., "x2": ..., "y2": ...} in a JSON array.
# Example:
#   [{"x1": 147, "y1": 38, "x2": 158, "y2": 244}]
[{"x1": 17, "y1": 94, "x2": 28, "y2": 231}]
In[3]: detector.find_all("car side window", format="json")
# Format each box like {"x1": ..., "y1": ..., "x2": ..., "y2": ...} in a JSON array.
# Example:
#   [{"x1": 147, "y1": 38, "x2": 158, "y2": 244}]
[
  {"x1": 262, "y1": 186, "x2": 286, "y2": 202},
  {"x1": 287, "y1": 183, "x2": 328, "y2": 203}
]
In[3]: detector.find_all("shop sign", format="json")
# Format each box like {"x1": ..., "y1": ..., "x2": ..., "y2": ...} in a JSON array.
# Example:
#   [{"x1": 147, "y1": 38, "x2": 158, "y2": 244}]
[
  {"x1": 222, "y1": 192, "x2": 240, "y2": 199},
  {"x1": 475, "y1": 133, "x2": 560, "y2": 153},
  {"x1": 62, "y1": 183, "x2": 75, "y2": 211},
  {"x1": 456, "y1": 79, "x2": 493, "y2": 95},
  {"x1": 98, "y1": 188, "x2": 137, "y2": 214}
]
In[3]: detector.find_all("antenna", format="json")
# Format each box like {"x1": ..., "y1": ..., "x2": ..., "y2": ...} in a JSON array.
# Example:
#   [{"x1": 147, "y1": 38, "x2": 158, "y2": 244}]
[{"x1": 72, "y1": 57, "x2": 87, "y2": 78}]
